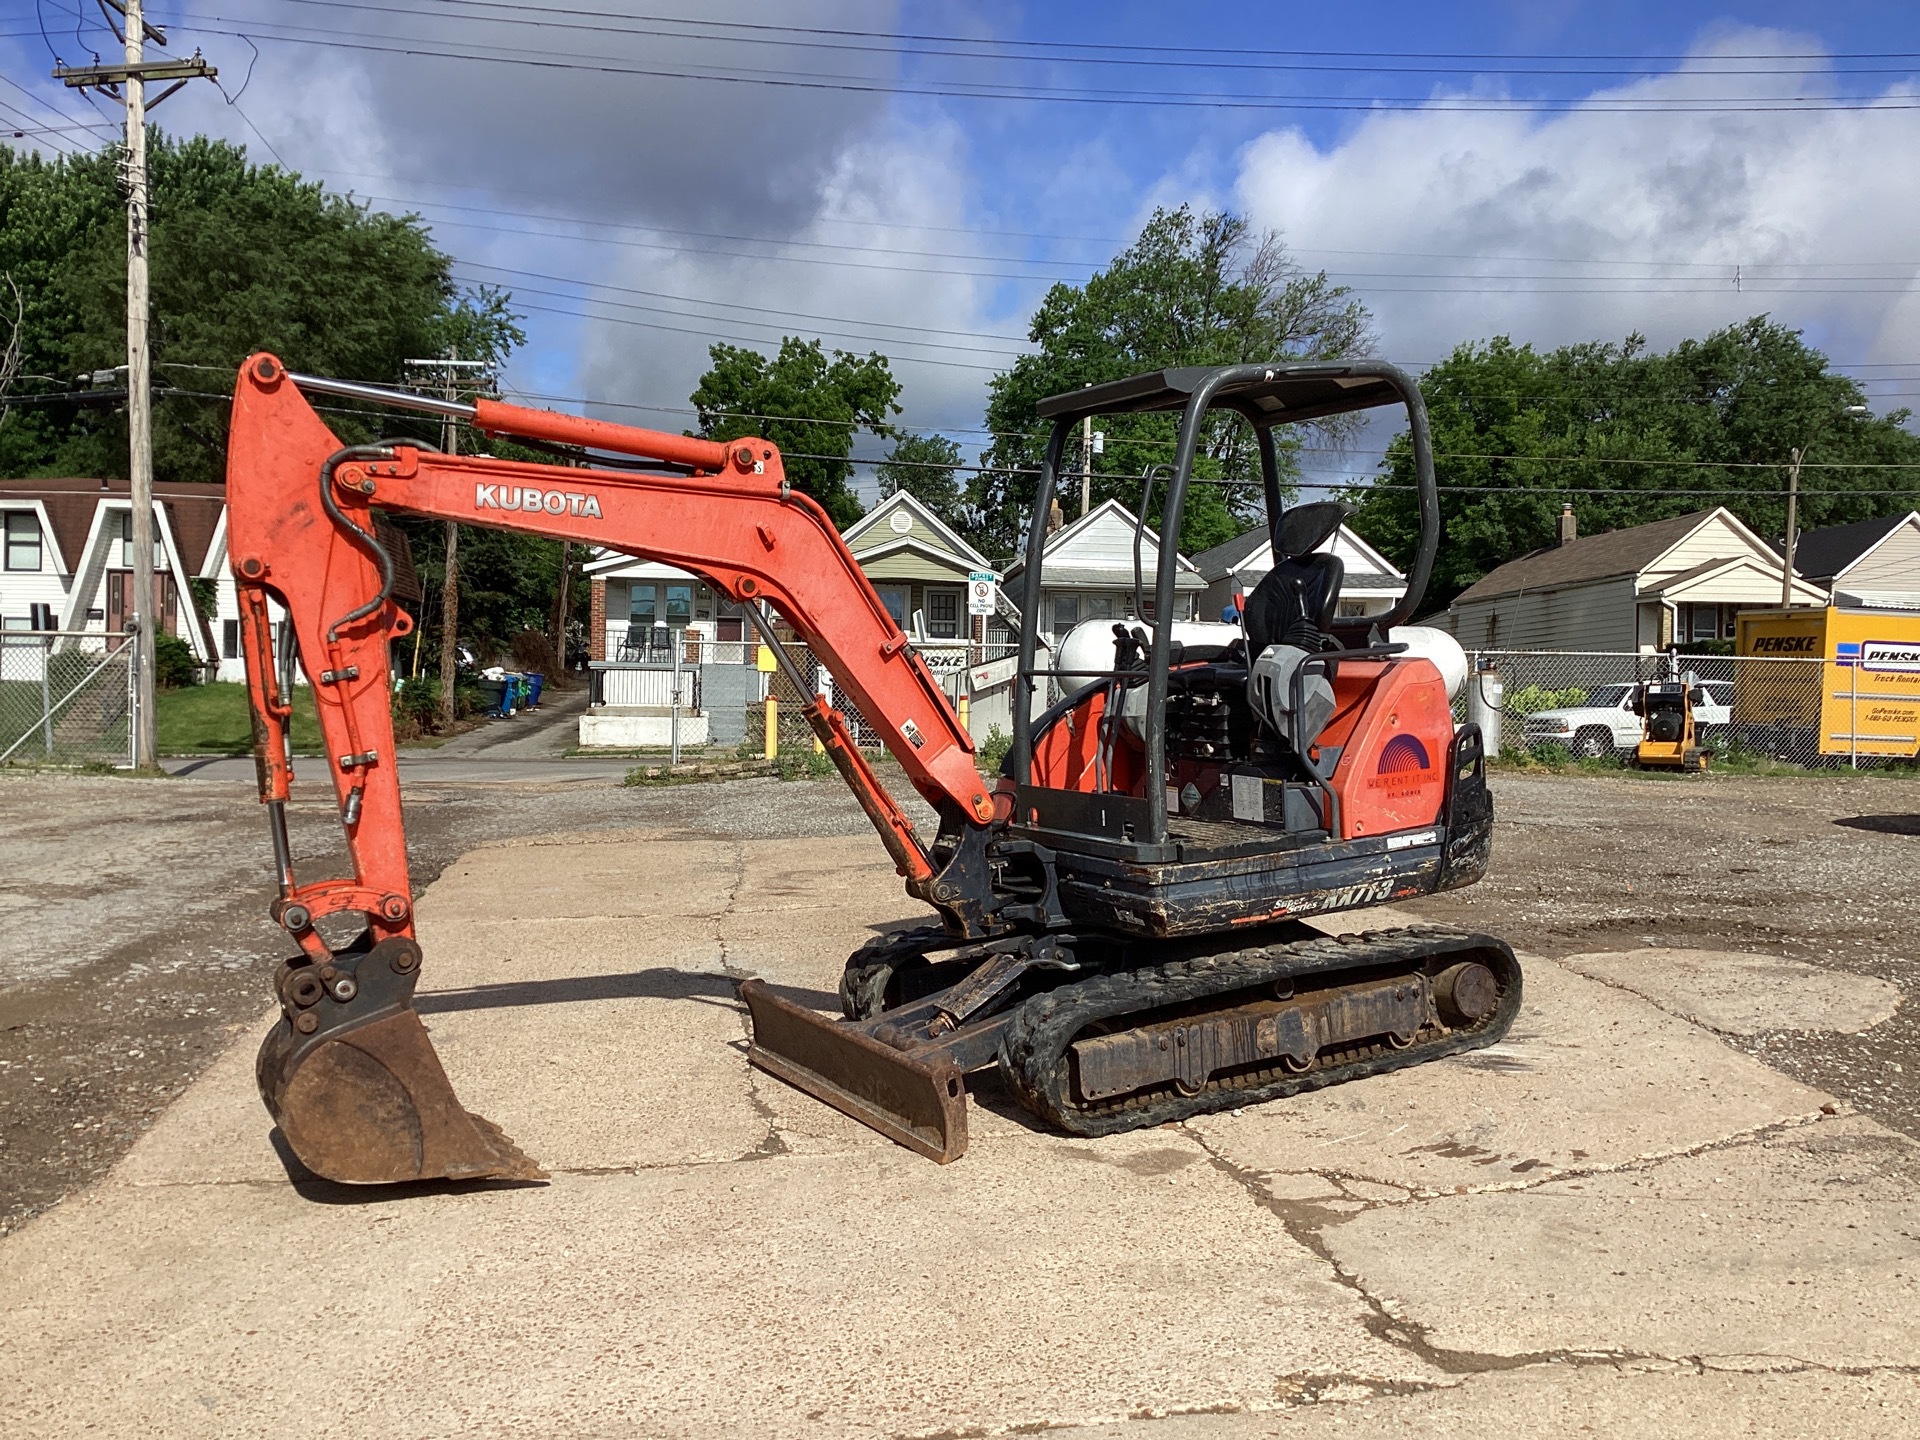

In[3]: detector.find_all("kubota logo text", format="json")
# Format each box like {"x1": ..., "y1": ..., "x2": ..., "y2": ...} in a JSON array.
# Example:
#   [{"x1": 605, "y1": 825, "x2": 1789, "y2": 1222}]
[{"x1": 475, "y1": 483, "x2": 603, "y2": 519}]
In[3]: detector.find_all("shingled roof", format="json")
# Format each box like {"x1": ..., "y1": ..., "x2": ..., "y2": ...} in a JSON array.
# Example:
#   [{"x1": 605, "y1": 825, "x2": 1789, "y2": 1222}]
[
  {"x1": 1781, "y1": 513, "x2": 1913, "y2": 585},
  {"x1": 0, "y1": 476, "x2": 421, "y2": 603},
  {"x1": 1451, "y1": 510, "x2": 1717, "y2": 605},
  {"x1": 0, "y1": 475, "x2": 226, "y2": 575}
]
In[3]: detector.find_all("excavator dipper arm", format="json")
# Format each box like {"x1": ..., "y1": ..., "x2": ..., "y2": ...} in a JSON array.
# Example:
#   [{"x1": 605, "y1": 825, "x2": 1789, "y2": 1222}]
[{"x1": 226, "y1": 354, "x2": 996, "y2": 1183}]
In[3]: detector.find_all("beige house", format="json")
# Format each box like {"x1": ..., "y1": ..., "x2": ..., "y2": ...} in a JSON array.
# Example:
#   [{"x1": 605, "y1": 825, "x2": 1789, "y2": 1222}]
[
  {"x1": 1436, "y1": 507, "x2": 1826, "y2": 652},
  {"x1": 1786, "y1": 512, "x2": 1920, "y2": 609},
  {"x1": 841, "y1": 490, "x2": 990, "y2": 640}
]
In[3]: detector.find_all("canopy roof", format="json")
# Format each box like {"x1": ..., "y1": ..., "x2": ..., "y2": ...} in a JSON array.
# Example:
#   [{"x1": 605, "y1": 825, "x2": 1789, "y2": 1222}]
[{"x1": 1035, "y1": 362, "x2": 1415, "y2": 428}]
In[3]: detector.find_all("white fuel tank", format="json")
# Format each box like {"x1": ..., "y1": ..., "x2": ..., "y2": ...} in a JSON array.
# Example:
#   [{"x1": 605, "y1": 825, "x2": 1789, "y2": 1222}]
[
  {"x1": 1387, "y1": 625, "x2": 1467, "y2": 699},
  {"x1": 1054, "y1": 618, "x2": 1243, "y2": 684}
]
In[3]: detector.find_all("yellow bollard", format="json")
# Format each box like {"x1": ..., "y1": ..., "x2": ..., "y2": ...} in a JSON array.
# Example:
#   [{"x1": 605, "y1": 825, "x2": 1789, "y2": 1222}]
[
  {"x1": 764, "y1": 697, "x2": 778, "y2": 760},
  {"x1": 957, "y1": 693, "x2": 970, "y2": 740}
]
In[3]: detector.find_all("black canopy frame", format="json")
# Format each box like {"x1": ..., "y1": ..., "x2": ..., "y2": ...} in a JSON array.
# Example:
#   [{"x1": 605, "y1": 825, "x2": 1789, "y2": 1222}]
[{"x1": 1010, "y1": 361, "x2": 1439, "y2": 847}]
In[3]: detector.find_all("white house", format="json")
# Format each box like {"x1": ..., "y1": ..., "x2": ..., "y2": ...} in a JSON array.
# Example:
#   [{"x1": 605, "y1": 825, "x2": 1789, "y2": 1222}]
[
  {"x1": 1001, "y1": 498, "x2": 1205, "y2": 644},
  {"x1": 1188, "y1": 522, "x2": 1408, "y2": 625},
  {"x1": 1436, "y1": 506, "x2": 1827, "y2": 652},
  {"x1": 0, "y1": 476, "x2": 228, "y2": 673},
  {"x1": 1784, "y1": 511, "x2": 1920, "y2": 610},
  {"x1": 584, "y1": 550, "x2": 753, "y2": 662},
  {"x1": 1, "y1": 477, "x2": 428, "y2": 684}
]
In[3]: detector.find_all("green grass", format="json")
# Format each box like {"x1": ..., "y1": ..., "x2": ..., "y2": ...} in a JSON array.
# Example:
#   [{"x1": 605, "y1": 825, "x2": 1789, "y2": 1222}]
[{"x1": 157, "y1": 682, "x2": 322, "y2": 756}]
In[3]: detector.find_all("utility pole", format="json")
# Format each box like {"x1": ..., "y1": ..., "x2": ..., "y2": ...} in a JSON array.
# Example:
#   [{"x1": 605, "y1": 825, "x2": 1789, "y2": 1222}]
[
  {"x1": 549, "y1": 535, "x2": 572, "y2": 680},
  {"x1": 57, "y1": 2, "x2": 215, "y2": 770},
  {"x1": 1080, "y1": 414, "x2": 1092, "y2": 519},
  {"x1": 404, "y1": 353, "x2": 491, "y2": 728},
  {"x1": 1780, "y1": 446, "x2": 1804, "y2": 608}
]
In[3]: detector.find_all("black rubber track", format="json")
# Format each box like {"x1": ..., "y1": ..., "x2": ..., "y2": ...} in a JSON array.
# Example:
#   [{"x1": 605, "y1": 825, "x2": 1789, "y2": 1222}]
[
  {"x1": 997, "y1": 926, "x2": 1522, "y2": 1137},
  {"x1": 838, "y1": 924, "x2": 957, "y2": 1020}
]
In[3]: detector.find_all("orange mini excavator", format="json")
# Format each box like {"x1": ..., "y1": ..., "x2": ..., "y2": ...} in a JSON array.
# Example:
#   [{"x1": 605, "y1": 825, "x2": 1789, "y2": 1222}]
[{"x1": 224, "y1": 354, "x2": 1518, "y2": 1183}]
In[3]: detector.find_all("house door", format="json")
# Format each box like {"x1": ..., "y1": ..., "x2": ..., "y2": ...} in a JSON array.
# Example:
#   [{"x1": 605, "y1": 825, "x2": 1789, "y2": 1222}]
[{"x1": 105, "y1": 571, "x2": 178, "y2": 636}]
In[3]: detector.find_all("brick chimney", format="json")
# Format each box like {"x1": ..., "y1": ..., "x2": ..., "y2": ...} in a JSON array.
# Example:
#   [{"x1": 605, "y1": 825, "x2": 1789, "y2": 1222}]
[
  {"x1": 589, "y1": 576, "x2": 607, "y2": 661},
  {"x1": 1557, "y1": 502, "x2": 1578, "y2": 546},
  {"x1": 1046, "y1": 497, "x2": 1064, "y2": 534}
]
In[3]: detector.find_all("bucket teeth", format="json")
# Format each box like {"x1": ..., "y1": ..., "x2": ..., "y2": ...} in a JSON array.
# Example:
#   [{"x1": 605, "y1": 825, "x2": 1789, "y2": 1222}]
[{"x1": 257, "y1": 938, "x2": 545, "y2": 1185}]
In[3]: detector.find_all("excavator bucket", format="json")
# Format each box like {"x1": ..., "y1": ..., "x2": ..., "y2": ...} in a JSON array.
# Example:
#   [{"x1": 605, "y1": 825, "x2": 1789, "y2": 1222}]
[
  {"x1": 740, "y1": 979, "x2": 968, "y2": 1163},
  {"x1": 256, "y1": 937, "x2": 545, "y2": 1185}
]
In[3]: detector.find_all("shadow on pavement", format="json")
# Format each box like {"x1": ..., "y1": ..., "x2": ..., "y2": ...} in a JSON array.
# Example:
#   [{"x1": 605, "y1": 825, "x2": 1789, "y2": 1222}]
[
  {"x1": 268, "y1": 1128, "x2": 551, "y2": 1204},
  {"x1": 415, "y1": 968, "x2": 741, "y2": 1014},
  {"x1": 414, "y1": 969, "x2": 841, "y2": 1015},
  {"x1": 1833, "y1": 813, "x2": 1920, "y2": 836}
]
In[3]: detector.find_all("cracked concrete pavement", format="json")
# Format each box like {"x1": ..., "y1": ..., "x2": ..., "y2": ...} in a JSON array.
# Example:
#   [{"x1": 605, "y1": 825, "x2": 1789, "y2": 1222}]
[{"x1": 1, "y1": 817, "x2": 1916, "y2": 1437}]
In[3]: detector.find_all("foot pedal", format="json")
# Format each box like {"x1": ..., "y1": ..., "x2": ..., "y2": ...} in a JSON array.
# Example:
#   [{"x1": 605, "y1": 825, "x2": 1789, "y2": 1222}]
[{"x1": 741, "y1": 979, "x2": 968, "y2": 1163}]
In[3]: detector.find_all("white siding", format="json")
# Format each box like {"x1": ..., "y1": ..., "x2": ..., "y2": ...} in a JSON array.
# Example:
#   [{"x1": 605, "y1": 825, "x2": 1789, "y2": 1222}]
[
  {"x1": 1643, "y1": 509, "x2": 1776, "y2": 581},
  {"x1": 0, "y1": 502, "x2": 71, "y2": 630},
  {"x1": 1049, "y1": 508, "x2": 1173, "y2": 572},
  {"x1": 1840, "y1": 520, "x2": 1920, "y2": 591}
]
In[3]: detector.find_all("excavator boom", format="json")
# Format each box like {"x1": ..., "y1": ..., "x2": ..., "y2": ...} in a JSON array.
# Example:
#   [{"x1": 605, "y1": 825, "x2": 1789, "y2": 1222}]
[{"x1": 227, "y1": 354, "x2": 994, "y2": 1182}]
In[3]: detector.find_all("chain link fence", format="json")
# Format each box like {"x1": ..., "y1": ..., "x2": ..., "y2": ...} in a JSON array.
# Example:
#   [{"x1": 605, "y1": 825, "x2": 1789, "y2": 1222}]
[
  {"x1": 0, "y1": 632, "x2": 134, "y2": 767},
  {"x1": 764, "y1": 639, "x2": 1015, "y2": 755},
  {"x1": 1459, "y1": 649, "x2": 1906, "y2": 768}
]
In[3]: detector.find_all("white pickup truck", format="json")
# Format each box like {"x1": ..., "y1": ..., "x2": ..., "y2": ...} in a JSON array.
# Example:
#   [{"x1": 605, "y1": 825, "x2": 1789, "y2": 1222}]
[{"x1": 1521, "y1": 681, "x2": 1733, "y2": 758}]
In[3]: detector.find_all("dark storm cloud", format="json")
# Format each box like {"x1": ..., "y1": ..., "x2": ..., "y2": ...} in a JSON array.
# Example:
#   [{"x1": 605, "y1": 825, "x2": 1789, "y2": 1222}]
[{"x1": 181, "y1": 0, "x2": 900, "y2": 232}]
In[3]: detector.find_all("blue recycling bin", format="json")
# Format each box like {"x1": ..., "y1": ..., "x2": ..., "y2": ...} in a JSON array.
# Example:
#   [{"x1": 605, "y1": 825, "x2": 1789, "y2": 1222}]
[{"x1": 524, "y1": 673, "x2": 545, "y2": 708}]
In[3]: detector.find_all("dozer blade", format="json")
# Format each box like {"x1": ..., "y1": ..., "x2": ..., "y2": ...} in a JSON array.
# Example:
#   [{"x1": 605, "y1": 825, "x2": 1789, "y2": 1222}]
[
  {"x1": 257, "y1": 936, "x2": 545, "y2": 1185},
  {"x1": 740, "y1": 978, "x2": 968, "y2": 1163}
]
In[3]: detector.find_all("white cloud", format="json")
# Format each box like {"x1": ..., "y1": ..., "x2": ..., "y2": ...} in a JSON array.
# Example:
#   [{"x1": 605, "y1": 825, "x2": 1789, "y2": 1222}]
[
  {"x1": 1233, "y1": 26, "x2": 1920, "y2": 403},
  {"x1": 577, "y1": 113, "x2": 1033, "y2": 494}
]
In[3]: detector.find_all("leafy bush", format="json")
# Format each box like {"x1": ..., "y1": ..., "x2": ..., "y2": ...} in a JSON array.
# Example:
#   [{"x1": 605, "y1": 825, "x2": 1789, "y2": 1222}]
[
  {"x1": 977, "y1": 724, "x2": 1012, "y2": 772},
  {"x1": 1504, "y1": 684, "x2": 1588, "y2": 718},
  {"x1": 153, "y1": 632, "x2": 200, "y2": 688}
]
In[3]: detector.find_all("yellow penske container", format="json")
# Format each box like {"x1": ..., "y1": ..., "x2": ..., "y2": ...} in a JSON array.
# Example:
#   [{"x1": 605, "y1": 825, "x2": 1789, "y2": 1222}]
[{"x1": 1735, "y1": 605, "x2": 1920, "y2": 760}]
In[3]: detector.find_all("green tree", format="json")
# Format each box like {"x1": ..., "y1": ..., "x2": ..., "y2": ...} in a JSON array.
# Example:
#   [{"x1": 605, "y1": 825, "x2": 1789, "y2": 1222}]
[
  {"x1": 0, "y1": 135, "x2": 523, "y2": 483},
  {"x1": 1349, "y1": 318, "x2": 1920, "y2": 608},
  {"x1": 875, "y1": 431, "x2": 966, "y2": 528},
  {"x1": 689, "y1": 337, "x2": 900, "y2": 528},
  {"x1": 972, "y1": 206, "x2": 1373, "y2": 559}
]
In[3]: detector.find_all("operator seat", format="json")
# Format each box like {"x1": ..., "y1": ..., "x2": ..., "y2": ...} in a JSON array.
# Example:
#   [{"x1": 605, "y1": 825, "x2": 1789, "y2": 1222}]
[{"x1": 1244, "y1": 501, "x2": 1348, "y2": 756}]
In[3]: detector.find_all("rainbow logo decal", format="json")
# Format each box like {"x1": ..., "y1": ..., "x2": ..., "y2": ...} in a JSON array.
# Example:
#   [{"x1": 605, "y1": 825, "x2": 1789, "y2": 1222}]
[{"x1": 1376, "y1": 733, "x2": 1432, "y2": 775}]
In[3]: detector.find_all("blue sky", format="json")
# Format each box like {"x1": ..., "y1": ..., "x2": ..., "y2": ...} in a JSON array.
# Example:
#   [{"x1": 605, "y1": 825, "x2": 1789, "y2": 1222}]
[{"x1": 8, "y1": 2, "x2": 1920, "y2": 494}]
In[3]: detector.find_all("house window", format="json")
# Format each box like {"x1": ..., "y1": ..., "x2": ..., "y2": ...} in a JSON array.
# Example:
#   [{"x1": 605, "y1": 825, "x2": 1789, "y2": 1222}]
[
  {"x1": 223, "y1": 619, "x2": 240, "y2": 659},
  {"x1": 1337, "y1": 600, "x2": 1369, "y2": 619},
  {"x1": 115, "y1": 511, "x2": 132, "y2": 568},
  {"x1": 665, "y1": 584, "x2": 692, "y2": 628},
  {"x1": 927, "y1": 589, "x2": 960, "y2": 638},
  {"x1": 4, "y1": 512, "x2": 42, "y2": 572},
  {"x1": 1690, "y1": 605, "x2": 1720, "y2": 643},
  {"x1": 1084, "y1": 594, "x2": 1115, "y2": 621},
  {"x1": 1051, "y1": 594, "x2": 1078, "y2": 634},
  {"x1": 629, "y1": 584, "x2": 657, "y2": 626},
  {"x1": 875, "y1": 585, "x2": 909, "y2": 629}
]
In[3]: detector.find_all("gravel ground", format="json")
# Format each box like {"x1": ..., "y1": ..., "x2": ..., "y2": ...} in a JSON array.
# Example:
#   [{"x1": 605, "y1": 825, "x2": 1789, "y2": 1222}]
[{"x1": 3, "y1": 763, "x2": 1915, "y2": 1234}]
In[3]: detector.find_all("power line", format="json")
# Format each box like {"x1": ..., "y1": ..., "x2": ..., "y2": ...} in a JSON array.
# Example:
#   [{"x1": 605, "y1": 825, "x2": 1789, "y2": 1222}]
[
  {"x1": 447, "y1": 260, "x2": 1033, "y2": 345},
  {"x1": 174, "y1": 17, "x2": 1920, "y2": 114},
  {"x1": 242, "y1": 1, "x2": 1920, "y2": 77}
]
